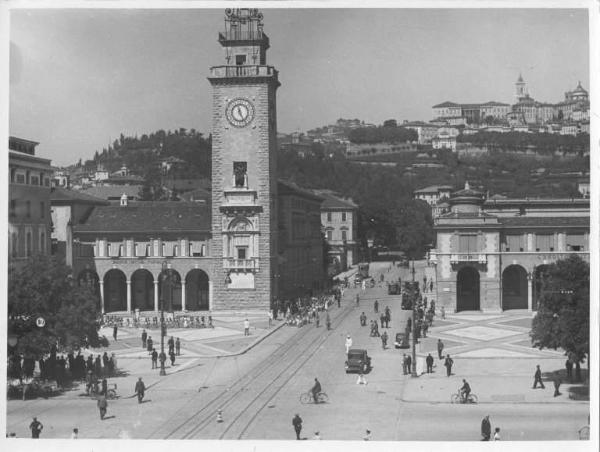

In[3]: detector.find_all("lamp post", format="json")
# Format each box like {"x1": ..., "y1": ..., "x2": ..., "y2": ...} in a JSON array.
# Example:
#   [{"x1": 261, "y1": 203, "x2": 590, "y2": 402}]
[
  {"x1": 411, "y1": 260, "x2": 418, "y2": 377},
  {"x1": 159, "y1": 261, "x2": 172, "y2": 376}
]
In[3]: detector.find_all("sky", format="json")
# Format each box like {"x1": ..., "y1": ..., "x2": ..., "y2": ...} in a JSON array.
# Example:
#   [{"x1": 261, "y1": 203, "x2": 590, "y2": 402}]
[{"x1": 7, "y1": 6, "x2": 590, "y2": 166}]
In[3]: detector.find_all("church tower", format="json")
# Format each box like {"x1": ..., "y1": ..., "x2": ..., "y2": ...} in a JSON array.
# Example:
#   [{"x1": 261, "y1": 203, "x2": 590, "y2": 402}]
[
  {"x1": 515, "y1": 73, "x2": 527, "y2": 101},
  {"x1": 209, "y1": 9, "x2": 279, "y2": 311}
]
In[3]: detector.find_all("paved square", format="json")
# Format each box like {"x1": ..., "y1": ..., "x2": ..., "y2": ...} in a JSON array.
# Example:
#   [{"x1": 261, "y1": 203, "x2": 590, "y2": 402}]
[
  {"x1": 443, "y1": 325, "x2": 523, "y2": 341},
  {"x1": 454, "y1": 347, "x2": 534, "y2": 358}
]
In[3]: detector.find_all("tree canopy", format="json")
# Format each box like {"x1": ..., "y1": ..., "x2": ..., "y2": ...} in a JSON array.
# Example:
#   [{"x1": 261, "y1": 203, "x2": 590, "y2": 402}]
[
  {"x1": 530, "y1": 255, "x2": 589, "y2": 363},
  {"x1": 348, "y1": 125, "x2": 417, "y2": 144},
  {"x1": 8, "y1": 256, "x2": 102, "y2": 357}
]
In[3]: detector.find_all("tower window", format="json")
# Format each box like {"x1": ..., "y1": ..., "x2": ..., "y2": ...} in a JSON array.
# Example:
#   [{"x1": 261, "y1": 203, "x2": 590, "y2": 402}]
[
  {"x1": 235, "y1": 55, "x2": 246, "y2": 65},
  {"x1": 233, "y1": 162, "x2": 248, "y2": 188}
]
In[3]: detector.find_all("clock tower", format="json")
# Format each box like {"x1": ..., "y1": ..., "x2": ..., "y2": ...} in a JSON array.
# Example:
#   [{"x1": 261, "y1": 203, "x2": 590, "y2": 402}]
[{"x1": 208, "y1": 8, "x2": 279, "y2": 311}]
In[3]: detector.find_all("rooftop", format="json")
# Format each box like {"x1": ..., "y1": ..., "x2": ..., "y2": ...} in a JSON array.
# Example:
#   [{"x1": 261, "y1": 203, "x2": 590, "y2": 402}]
[{"x1": 74, "y1": 202, "x2": 211, "y2": 234}]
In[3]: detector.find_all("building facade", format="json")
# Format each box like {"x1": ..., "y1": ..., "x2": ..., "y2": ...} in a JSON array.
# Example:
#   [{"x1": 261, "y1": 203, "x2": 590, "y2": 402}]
[
  {"x1": 316, "y1": 190, "x2": 359, "y2": 274},
  {"x1": 430, "y1": 183, "x2": 589, "y2": 313},
  {"x1": 9, "y1": 137, "x2": 53, "y2": 262},
  {"x1": 277, "y1": 181, "x2": 325, "y2": 298}
]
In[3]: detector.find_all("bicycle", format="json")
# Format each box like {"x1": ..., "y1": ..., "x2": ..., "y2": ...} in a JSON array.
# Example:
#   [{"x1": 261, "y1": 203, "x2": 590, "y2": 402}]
[
  {"x1": 451, "y1": 390, "x2": 478, "y2": 404},
  {"x1": 300, "y1": 391, "x2": 329, "y2": 404}
]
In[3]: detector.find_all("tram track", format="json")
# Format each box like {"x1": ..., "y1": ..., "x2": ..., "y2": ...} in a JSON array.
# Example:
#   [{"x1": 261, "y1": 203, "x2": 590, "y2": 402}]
[{"x1": 158, "y1": 295, "x2": 359, "y2": 439}]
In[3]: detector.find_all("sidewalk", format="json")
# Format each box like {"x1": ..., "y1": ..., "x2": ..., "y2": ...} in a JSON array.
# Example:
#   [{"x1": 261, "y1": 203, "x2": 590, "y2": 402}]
[
  {"x1": 68, "y1": 313, "x2": 288, "y2": 401},
  {"x1": 401, "y1": 369, "x2": 589, "y2": 405}
]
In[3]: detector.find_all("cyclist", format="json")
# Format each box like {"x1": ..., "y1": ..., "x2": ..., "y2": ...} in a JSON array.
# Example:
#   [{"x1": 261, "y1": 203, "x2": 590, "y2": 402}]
[
  {"x1": 460, "y1": 379, "x2": 471, "y2": 403},
  {"x1": 311, "y1": 377, "x2": 322, "y2": 404}
]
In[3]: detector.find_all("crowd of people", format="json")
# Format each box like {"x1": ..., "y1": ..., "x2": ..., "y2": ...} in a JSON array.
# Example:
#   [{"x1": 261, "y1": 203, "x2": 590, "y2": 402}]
[
  {"x1": 281, "y1": 292, "x2": 339, "y2": 328},
  {"x1": 8, "y1": 347, "x2": 118, "y2": 389}
]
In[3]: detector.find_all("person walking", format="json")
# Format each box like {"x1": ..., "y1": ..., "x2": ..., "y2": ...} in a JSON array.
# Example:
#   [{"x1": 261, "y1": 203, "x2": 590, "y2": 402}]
[
  {"x1": 244, "y1": 318, "x2": 250, "y2": 336},
  {"x1": 101, "y1": 378, "x2": 108, "y2": 397},
  {"x1": 444, "y1": 354, "x2": 454, "y2": 377},
  {"x1": 71, "y1": 428, "x2": 79, "y2": 439},
  {"x1": 429, "y1": 280, "x2": 434, "y2": 293},
  {"x1": 437, "y1": 339, "x2": 444, "y2": 360},
  {"x1": 97, "y1": 394, "x2": 108, "y2": 420},
  {"x1": 175, "y1": 337, "x2": 181, "y2": 356},
  {"x1": 440, "y1": 306, "x2": 446, "y2": 319},
  {"x1": 426, "y1": 353, "x2": 434, "y2": 373},
  {"x1": 292, "y1": 414, "x2": 303, "y2": 440},
  {"x1": 380, "y1": 313, "x2": 385, "y2": 329},
  {"x1": 493, "y1": 427, "x2": 501, "y2": 441},
  {"x1": 385, "y1": 306, "x2": 391, "y2": 328},
  {"x1": 147, "y1": 336, "x2": 153, "y2": 352},
  {"x1": 168, "y1": 336, "x2": 175, "y2": 355},
  {"x1": 151, "y1": 349, "x2": 158, "y2": 370},
  {"x1": 326, "y1": 312, "x2": 331, "y2": 330},
  {"x1": 381, "y1": 331, "x2": 388, "y2": 350},
  {"x1": 363, "y1": 429, "x2": 372, "y2": 441},
  {"x1": 170, "y1": 351, "x2": 176, "y2": 366},
  {"x1": 374, "y1": 299, "x2": 379, "y2": 314},
  {"x1": 268, "y1": 310, "x2": 273, "y2": 328},
  {"x1": 141, "y1": 329, "x2": 147, "y2": 348},
  {"x1": 406, "y1": 354, "x2": 412, "y2": 374},
  {"x1": 345, "y1": 335, "x2": 353, "y2": 354},
  {"x1": 533, "y1": 364, "x2": 545, "y2": 389},
  {"x1": 159, "y1": 351, "x2": 167, "y2": 370},
  {"x1": 481, "y1": 415, "x2": 491, "y2": 441},
  {"x1": 355, "y1": 294, "x2": 360, "y2": 306},
  {"x1": 565, "y1": 357, "x2": 573, "y2": 382},
  {"x1": 135, "y1": 377, "x2": 145, "y2": 404},
  {"x1": 29, "y1": 417, "x2": 43, "y2": 438},
  {"x1": 112, "y1": 324, "x2": 118, "y2": 341},
  {"x1": 315, "y1": 312, "x2": 320, "y2": 328},
  {"x1": 402, "y1": 354, "x2": 408, "y2": 375},
  {"x1": 360, "y1": 312, "x2": 367, "y2": 326},
  {"x1": 553, "y1": 372, "x2": 562, "y2": 397},
  {"x1": 356, "y1": 373, "x2": 368, "y2": 385}
]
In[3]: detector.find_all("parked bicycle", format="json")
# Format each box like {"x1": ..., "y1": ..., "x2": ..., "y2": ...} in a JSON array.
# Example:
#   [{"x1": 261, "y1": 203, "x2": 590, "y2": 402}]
[
  {"x1": 299, "y1": 391, "x2": 329, "y2": 404},
  {"x1": 451, "y1": 390, "x2": 478, "y2": 404}
]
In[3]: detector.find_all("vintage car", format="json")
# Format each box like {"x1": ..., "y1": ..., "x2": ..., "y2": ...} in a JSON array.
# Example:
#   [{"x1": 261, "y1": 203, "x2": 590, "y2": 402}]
[
  {"x1": 394, "y1": 332, "x2": 409, "y2": 349},
  {"x1": 345, "y1": 348, "x2": 372, "y2": 374}
]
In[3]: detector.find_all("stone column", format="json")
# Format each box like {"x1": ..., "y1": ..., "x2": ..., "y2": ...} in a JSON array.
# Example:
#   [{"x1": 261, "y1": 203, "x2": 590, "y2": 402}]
[
  {"x1": 99, "y1": 280, "x2": 105, "y2": 314},
  {"x1": 209, "y1": 281, "x2": 214, "y2": 310},
  {"x1": 126, "y1": 280, "x2": 132, "y2": 313},
  {"x1": 181, "y1": 280, "x2": 186, "y2": 311},
  {"x1": 527, "y1": 274, "x2": 533, "y2": 311},
  {"x1": 154, "y1": 280, "x2": 159, "y2": 312}
]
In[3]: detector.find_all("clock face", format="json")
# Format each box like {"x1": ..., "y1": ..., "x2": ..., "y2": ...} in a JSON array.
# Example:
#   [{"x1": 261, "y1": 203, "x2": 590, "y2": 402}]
[{"x1": 226, "y1": 98, "x2": 255, "y2": 127}]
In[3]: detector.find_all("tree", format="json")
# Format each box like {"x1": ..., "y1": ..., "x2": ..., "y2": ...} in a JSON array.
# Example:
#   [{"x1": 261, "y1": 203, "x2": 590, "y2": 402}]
[
  {"x1": 530, "y1": 255, "x2": 589, "y2": 366},
  {"x1": 139, "y1": 165, "x2": 167, "y2": 201},
  {"x1": 8, "y1": 255, "x2": 102, "y2": 357},
  {"x1": 393, "y1": 199, "x2": 433, "y2": 259},
  {"x1": 383, "y1": 119, "x2": 397, "y2": 128}
]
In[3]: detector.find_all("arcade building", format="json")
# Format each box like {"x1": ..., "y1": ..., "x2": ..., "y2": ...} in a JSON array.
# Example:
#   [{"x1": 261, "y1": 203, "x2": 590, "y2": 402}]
[
  {"x1": 68, "y1": 9, "x2": 325, "y2": 315},
  {"x1": 430, "y1": 183, "x2": 589, "y2": 313}
]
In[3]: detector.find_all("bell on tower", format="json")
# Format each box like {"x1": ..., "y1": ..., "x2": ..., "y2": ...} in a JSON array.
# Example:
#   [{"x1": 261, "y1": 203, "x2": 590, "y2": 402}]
[{"x1": 219, "y1": 8, "x2": 270, "y2": 66}]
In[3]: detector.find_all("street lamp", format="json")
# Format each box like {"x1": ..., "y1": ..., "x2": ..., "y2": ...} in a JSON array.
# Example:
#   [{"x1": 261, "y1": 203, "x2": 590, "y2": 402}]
[
  {"x1": 411, "y1": 260, "x2": 418, "y2": 377},
  {"x1": 159, "y1": 261, "x2": 173, "y2": 376}
]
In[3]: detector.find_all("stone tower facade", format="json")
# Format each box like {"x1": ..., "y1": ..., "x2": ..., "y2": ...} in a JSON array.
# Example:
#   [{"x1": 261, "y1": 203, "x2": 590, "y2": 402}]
[
  {"x1": 208, "y1": 8, "x2": 279, "y2": 311},
  {"x1": 515, "y1": 73, "x2": 527, "y2": 101}
]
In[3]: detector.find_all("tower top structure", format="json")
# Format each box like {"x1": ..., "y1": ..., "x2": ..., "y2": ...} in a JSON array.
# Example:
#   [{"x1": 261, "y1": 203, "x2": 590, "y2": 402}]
[{"x1": 218, "y1": 8, "x2": 270, "y2": 66}]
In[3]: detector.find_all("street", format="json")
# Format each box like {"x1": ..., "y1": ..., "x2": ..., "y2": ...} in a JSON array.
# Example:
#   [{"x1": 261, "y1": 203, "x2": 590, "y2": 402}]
[{"x1": 6, "y1": 261, "x2": 589, "y2": 441}]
